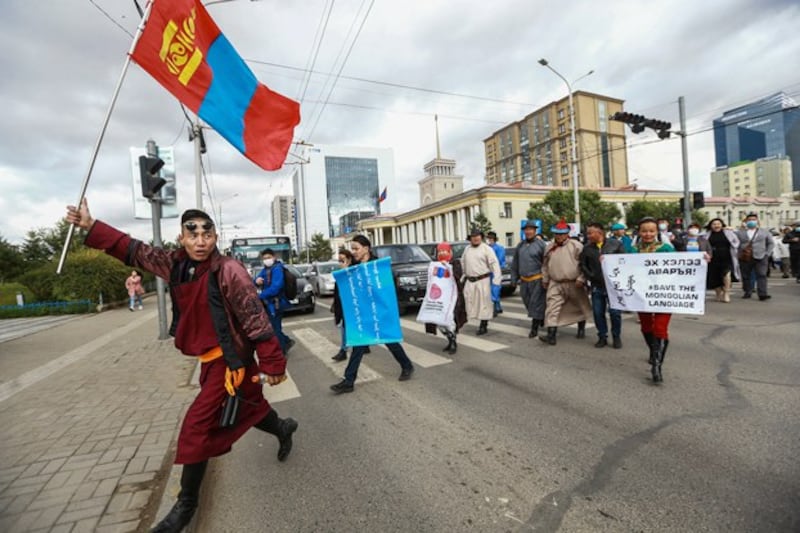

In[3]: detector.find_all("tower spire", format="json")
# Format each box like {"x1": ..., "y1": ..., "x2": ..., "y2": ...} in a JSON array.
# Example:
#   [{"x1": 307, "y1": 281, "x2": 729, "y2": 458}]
[{"x1": 435, "y1": 114, "x2": 441, "y2": 159}]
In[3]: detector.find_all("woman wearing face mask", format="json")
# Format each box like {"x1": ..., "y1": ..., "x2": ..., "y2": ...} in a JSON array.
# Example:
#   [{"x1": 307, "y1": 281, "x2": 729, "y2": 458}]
[
  {"x1": 704, "y1": 218, "x2": 740, "y2": 302},
  {"x1": 631, "y1": 217, "x2": 675, "y2": 384},
  {"x1": 330, "y1": 235, "x2": 415, "y2": 394}
]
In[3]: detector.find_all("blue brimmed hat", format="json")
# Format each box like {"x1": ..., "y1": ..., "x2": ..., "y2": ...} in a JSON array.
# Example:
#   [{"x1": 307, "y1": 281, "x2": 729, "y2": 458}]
[{"x1": 610, "y1": 223, "x2": 625, "y2": 231}]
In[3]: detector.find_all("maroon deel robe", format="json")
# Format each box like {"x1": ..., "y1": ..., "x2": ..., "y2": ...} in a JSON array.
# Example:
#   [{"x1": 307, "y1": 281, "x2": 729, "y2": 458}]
[{"x1": 85, "y1": 221, "x2": 286, "y2": 464}]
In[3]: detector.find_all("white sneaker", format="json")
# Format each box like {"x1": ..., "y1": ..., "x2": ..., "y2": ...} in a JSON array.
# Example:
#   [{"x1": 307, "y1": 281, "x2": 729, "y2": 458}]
[{"x1": 137, "y1": 305, "x2": 143, "y2": 310}]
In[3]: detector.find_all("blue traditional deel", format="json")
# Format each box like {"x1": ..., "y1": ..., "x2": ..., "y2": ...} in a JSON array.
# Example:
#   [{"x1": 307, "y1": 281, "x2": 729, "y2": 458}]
[{"x1": 332, "y1": 257, "x2": 403, "y2": 347}]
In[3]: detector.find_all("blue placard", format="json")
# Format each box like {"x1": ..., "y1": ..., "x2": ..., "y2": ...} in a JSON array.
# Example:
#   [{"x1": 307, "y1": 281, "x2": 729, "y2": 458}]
[{"x1": 332, "y1": 257, "x2": 403, "y2": 346}]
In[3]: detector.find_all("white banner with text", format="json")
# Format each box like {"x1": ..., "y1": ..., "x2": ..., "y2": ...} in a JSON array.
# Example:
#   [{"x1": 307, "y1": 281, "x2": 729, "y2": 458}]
[{"x1": 601, "y1": 252, "x2": 707, "y2": 315}]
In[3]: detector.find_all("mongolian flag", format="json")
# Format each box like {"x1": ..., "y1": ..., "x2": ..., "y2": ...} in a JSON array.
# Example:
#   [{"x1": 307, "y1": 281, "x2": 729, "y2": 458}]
[
  {"x1": 379, "y1": 186, "x2": 387, "y2": 203},
  {"x1": 131, "y1": 0, "x2": 300, "y2": 171}
]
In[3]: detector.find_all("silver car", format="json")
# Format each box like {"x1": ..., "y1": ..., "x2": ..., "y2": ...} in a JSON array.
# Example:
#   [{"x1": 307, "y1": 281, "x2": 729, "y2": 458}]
[{"x1": 307, "y1": 261, "x2": 339, "y2": 296}]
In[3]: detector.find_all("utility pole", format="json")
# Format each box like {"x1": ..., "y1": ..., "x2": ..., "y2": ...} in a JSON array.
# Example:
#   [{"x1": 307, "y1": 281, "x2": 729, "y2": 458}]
[
  {"x1": 678, "y1": 96, "x2": 692, "y2": 226},
  {"x1": 189, "y1": 122, "x2": 206, "y2": 209},
  {"x1": 145, "y1": 140, "x2": 169, "y2": 340}
]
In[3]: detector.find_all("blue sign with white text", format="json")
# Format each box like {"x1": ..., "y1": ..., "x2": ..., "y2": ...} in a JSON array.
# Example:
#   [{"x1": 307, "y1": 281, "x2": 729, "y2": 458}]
[{"x1": 332, "y1": 257, "x2": 403, "y2": 347}]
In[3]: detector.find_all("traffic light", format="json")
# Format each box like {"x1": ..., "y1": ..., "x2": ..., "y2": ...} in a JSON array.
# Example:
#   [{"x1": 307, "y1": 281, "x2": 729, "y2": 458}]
[
  {"x1": 139, "y1": 155, "x2": 166, "y2": 199},
  {"x1": 692, "y1": 191, "x2": 704, "y2": 209},
  {"x1": 611, "y1": 112, "x2": 671, "y2": 138}
]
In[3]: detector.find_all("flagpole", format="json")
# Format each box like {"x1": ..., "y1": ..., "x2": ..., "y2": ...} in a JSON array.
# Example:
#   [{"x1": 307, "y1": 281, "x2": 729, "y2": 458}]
[{"x1": 57, "y1": 0, "x2": 155, "y2": 274}]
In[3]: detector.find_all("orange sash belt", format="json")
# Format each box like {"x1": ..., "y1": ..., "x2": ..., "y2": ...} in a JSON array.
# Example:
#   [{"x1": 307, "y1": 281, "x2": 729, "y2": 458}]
[
  {"x1": 198, "y1": 345, "x2": 223, "y2": 363},
  {"x1": 520, "y1": 273, "x2": 543, "y2": 282}
]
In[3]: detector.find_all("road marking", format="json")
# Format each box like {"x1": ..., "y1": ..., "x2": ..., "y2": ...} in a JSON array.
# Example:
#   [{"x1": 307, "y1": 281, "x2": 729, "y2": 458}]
[
  {"x1": 400, "y1": 319, "x2": 508, "y2": 352},
  {"x1": 262, "y1": 370, "x2": 301, "y2": 404},
  {"x1": 284, "y1": 316, "x2": 332, "y2": 327},
  {"x1": 0, "y1": 315, "x2": 82, "y2": 343},
  {"x1": 292, "y1": 328, "x2": 381, "y2": 383},
  {"x1": 0, "y1": 310, "x2": 157, "y2": 403},
  {"x1": 373, "y1": 340, "x2": 452, "y2": 368}
]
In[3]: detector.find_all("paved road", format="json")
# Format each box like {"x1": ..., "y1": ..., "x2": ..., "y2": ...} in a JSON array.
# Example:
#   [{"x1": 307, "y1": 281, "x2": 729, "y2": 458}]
[{"x1": 196, "y1": 281, "x2": 800, "y2": 533}]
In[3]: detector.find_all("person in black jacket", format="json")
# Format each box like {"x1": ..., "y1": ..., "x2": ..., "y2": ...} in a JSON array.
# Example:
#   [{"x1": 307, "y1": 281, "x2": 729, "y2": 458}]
[
  {"x1": 331, "y1": 249, "x2": 354, "y2": 361},
  {"x1": 784, "y1": 222, "x2": 800, "y2": 283},
  {"x1": 579, "y1": 222, "x2": 625, "y2": 348}
]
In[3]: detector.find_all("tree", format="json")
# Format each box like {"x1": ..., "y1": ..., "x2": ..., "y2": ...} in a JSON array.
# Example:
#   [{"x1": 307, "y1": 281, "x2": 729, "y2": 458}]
[
  {"x1": 625, "y1": 200, "x2": 707, "y2": 228},
  {"x1": 526, "y1": 190, "x2": 622, "y2": 237},
  {"x1": 20, "y1": 221, "x2": 86, "y2": 266},
  {"x1": 303, "y1": 232, "x2": 333, "y2": 262},
  {"x1": 0, "y1": 235, "x2": 25, "y2": 282},
  {"x1": 470, "y1": 211, "x2": 492, "y2": 234}
]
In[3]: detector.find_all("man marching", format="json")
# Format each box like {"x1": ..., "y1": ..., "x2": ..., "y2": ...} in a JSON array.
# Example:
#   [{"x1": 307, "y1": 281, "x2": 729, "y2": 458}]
[
  {"x1": 486, "y1": 231, "x2": 506, "y2": 316},
  {"x1": 540, "y1": 218, "x2": 591, "y2": 345},
  {"x1": 511, "y1": 220, "x2": 547, "y2": 338},
  {"x1": 461, "y1": 228, "x2": 502, "y2": 336},
  {"x1": 65, "y1": 200, "x2": 298, "y2": 533}
]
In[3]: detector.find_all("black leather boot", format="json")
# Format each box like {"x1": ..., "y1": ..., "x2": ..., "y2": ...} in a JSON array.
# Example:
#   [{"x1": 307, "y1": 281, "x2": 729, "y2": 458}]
[
  {"x1": 576, "y1": 321, "x2": 586, "y2": 339},
  {"x1": 444, "y1": 331, "x2": 457, "y2": 354},
  {"x1": 643, "y1": 332, "x2": 655, "y2": 363},
  {"x1": 477, "y1": 320, "x2": 488, "y2": 336},
  {"x1": 332, "y1": 350, "x2": 347, "y2": 362},
  {"x1": 528, "y1": 319, "x2": 540, "y2": 338},
  {"x1": 539, "y1": 327, "x2": 557, "y2": 345},
  {"x1": 651, "y1": 338, "x2": 667, "y2": 383},
  {"x1": 151, "y1": 461, "x2": 207, "y2": 533}
]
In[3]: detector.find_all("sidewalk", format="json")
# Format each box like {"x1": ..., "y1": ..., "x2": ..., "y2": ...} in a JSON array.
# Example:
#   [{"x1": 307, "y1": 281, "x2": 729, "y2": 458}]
[{"x1": 0, "y1": 302, "x2": 197, "y2": 533}]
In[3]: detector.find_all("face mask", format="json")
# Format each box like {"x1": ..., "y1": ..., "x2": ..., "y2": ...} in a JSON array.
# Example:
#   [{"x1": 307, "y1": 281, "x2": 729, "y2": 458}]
[
  {"x1": 688, "y1": 228, "x2": 699, "y2": 237},
  {"x1": 263, "y1": 258, "x2": 274, "y2": 267},
  {"x1": 746, "y1": 221, "x2": 757, "y2": 229},
  {"x1": 658, "y1": 223, "x2": 667, "y2": 231}
]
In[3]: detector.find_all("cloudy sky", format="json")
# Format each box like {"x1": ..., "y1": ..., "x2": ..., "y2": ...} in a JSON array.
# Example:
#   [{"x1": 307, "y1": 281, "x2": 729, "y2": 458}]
[{"x1": 1, "y1": 0, "x2": 798, "y2": 246}]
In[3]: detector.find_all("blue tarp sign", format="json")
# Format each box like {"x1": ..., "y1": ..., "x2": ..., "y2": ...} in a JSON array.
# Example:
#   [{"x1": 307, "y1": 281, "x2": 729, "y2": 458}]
[{"x1": 332, "y1": 257, "x2": 403, "y2": 347}]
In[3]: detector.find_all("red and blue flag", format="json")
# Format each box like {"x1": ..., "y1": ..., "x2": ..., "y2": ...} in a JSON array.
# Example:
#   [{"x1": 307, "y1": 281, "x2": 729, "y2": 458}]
[
  {"x1": 379, "y1": 186, "x2": 387, "y2": 203},
  {"x1": 131, "y1": 0, "x2": 300, "y2": 171}
]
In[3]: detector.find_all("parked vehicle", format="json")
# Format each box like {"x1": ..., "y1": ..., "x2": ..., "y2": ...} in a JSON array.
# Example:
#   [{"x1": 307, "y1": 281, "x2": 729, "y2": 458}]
[
  {"x1": 373, "y1": 244, "x2": 433, "y2": 314},
  {"x1": 421, "y1": 241, "x2": 469, "y2": 261},
  {"x1": 306, "y1": 261, "x2": 338, "y2": 296},
  {"x1": 501, "y1": 247, "x2": 517, "y2": 296},
  {"x1": 283, "y1": 264, "x2": 315, "y2": 314}
]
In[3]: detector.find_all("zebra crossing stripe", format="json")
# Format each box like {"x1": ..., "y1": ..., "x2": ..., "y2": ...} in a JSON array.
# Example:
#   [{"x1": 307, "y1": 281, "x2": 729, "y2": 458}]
[
  {"x1": 400, "y1": 319, "x2": 508, "y2": 352},
  {"x1": 262, "y1": 370, "x2": 301, "y2": 404},
  {"x1": 373, "y1": 340, "x2": 452, "y2": 368},
  {"x1": 292, "y1": 327, "x2": 381, "y2": 383}
]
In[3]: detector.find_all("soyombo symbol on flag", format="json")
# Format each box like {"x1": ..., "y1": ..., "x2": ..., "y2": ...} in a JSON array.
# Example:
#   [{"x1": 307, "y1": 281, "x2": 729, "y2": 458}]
[{"x1": 131, "y1": 0, "x2": 300, "y2": 171}]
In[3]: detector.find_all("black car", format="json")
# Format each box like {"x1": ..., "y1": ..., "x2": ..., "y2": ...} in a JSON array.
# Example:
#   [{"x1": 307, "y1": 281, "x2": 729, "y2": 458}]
[
  {"x1": 373, "y1": 244, "x2": 433, "y2": 314},
  {"x1": 283, "y1": 264, "x2": 315, "y2": 314}
]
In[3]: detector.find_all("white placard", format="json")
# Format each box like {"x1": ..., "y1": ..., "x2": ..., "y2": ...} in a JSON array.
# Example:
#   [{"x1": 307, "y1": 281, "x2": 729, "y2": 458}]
[
  {"x1": 601, "y1": 252, "x2": 707, "y2": 315},
  {"x1": 416, "y1": 262, "x2": 457, "y2": 328}
]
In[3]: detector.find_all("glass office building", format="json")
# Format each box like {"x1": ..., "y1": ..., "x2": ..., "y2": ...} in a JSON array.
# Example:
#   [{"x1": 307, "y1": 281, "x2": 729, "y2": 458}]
[
  {"x1": 713, "y1": 92, "x2": 800, "y2": 190},
  {"x1": 325, "y1": 156, "x2": 379, "y2": 237}
]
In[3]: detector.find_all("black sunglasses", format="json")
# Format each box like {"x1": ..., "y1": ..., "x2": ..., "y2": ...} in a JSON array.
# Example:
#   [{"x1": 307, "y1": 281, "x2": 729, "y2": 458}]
[{"x1": 183, "y1": 221, "x2": 214, "y2": 231}]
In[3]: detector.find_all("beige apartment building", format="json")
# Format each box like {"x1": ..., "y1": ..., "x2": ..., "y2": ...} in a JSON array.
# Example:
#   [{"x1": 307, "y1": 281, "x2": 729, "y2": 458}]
[
  {"x1": 357, "y1": 183, "x2": 682, "y2": 248},
  {"x1": 484, "y1": 91, "x2": 629, "y2": 189},
  {"x1": 709, "y1": 156, "x2": 793, "y2": 198}
]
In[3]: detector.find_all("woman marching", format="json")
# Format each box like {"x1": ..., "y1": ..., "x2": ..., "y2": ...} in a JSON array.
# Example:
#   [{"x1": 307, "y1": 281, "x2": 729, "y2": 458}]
[
  {"x1": 631, "y1": 217, "x2": 675, "y2": 383},
  {"x1": 704, "y1": 218, "x2": 740, "y2": 303},
  {"x1": 331, "y1": 249, "x2": 354, "y2": 361},
  {"x1": 421, "y1": 242, "x2": 467, "y2": 354}
]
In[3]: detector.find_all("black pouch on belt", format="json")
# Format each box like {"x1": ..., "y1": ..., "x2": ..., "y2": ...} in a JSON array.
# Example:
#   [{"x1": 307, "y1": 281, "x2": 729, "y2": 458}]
[{"x1": 219, "y1": 394, "x2": 240, "y2": 428}]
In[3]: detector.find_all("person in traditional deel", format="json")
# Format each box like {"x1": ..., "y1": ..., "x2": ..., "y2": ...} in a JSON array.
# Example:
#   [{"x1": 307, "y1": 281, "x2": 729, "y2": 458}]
[
  {"x1": 511, "y1": 220, "x2": 547, "y2": 338},
  {"x1": 460, "y1": 227, "x2": 502, "y2": 336},
  {"x1": 485, "y1": 231, "x2": 506, "y2": 316},
  {"x1": 539, "y1": 218, "x2": 591, "y2": 346},
  {"x1": 424, "y1": 242, "x2": 467, "y2": 353},
  {"x1": 65, "y1": 200, "x2": 299, "y2": 533}
]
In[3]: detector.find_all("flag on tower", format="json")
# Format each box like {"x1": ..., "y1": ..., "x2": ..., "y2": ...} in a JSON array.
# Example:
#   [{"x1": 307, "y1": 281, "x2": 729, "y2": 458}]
[
  {"x1": 130, "y1": 0, "x2": 300, "y2": 171},
  {"x1": 379, "y1": 186, "x2": 387, "y2": 203}
]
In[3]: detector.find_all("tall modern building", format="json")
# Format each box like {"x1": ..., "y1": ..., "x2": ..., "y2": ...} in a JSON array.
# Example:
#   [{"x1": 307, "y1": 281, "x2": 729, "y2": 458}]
[
  {"x1": 713, "y1": 92, "x2": 800, "y2": 191},
  {"x1": 271, "y1": 195, "x2": 294, "y2": 235},
  {"x1": 483, "y1": 91, "x2": 628, "y2": 188},
  {"x1": 291, "y1": 145, "x2": 394, "y2": 249}
]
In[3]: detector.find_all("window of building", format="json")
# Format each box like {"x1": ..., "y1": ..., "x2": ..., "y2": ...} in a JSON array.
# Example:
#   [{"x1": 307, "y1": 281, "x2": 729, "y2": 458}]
[
  {"x1": 559, "y1": 138, "x2": 567, "y2": 149},
  {"x1": 560, "y1": 151, "x2": 568, "y2": 162},
  {"x1": 505, "y1": 232, "x2": 514, "y2": 246},
  {"x1": 503, "y1": 202, "x2": 512, "y2": 218},
  {"x1": 562, "y1": 179, "x2": 570, "y2": 187},
  {"x1": 561, "y1": 165, "x2": 569, "y2": 176},
  {"x1": 558, "y1": 108, "x2": 565, "y2": 120},
  {"x1": 598, "y1": 101, "x2": 607, "y2": 133},
  {"x1": 558, "y1": 124, "x2": 566, "y2": 135}
]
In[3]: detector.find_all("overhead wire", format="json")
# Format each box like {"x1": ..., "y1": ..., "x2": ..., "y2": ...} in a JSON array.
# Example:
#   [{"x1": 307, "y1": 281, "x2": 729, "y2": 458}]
[
  {"x1": 87, "y1": 0, "x2": 134, "y2": 38},
  {"x1": 297, "y1": 0, "x2": 336, "y2": 104}
]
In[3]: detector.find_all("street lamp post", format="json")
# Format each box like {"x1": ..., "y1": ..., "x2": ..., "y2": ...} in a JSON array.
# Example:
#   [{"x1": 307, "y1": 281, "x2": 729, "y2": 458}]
[{"x1": 538, "y1": 59, "x2": 593, "y2": 232}]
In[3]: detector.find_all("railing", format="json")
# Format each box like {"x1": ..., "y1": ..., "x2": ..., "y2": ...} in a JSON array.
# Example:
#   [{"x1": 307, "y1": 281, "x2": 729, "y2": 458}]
[{"x1": 0, "y1": 299, "x2": 95, "y2": 318}]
